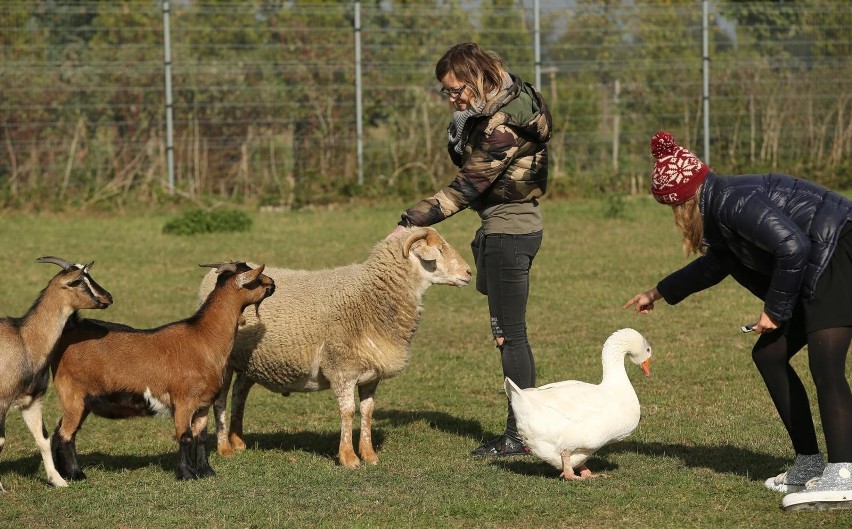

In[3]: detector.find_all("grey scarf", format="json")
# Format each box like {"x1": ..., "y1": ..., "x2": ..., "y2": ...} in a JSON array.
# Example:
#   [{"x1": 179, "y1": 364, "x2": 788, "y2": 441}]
[
  {"x1": 446, "y1": 72, "x2": 513, "y2": 156},
  {"x1": 447, "y1": 102, "x2": 486, "y2": 156}
]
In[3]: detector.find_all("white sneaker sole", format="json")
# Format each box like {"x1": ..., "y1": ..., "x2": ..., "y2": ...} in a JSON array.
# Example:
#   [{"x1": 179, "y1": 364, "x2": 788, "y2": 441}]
[{"x1": 782, "y1": 490, "x2": 852, "y2": 511}]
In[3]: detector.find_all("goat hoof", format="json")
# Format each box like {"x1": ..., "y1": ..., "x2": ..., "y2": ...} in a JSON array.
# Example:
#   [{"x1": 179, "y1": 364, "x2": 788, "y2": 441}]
[
  {"x1": 228, "y1": 434, "x2": 246, "y2": 451},
  {"x1": 177, "y1": 467, "x2": 199, "y2": 480},
  {"x1": 68, "y1": 470, "x2": 87, "y2": 481},
  {"x1": 49, "y1": 477, "x2": 70, "y2": 488}
]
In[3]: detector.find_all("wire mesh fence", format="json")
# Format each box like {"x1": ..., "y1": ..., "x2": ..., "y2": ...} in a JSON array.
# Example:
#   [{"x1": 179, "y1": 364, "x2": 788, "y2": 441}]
[{"x1": 1, "y1": 0, "x2": 850, "y2": 209}]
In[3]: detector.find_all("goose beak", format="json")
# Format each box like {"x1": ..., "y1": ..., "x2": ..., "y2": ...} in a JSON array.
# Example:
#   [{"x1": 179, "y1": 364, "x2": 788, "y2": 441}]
[{"x1": 640, "y1": 358, "x2": 651, "y2": 377}]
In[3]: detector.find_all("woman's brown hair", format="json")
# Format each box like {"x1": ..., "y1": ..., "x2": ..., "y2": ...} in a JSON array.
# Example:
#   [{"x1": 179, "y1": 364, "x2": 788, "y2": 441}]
[
  {"x1": 435, "y1": 42, "x2": 504, "y2": 106},
  {"x1": 671, "y1": 185, "x2": 706, "y2": 256}
]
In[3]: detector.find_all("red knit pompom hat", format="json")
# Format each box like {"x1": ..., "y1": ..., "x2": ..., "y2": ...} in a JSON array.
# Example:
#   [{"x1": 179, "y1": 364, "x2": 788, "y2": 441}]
[{"x1": 649, "y1": 131, "x2": 709, "y2": 205}]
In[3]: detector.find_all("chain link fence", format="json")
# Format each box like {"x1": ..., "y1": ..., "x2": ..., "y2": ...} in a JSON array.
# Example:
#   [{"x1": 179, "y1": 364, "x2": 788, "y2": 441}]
[{"x1": 1, "y1": 1, "x2": 850, "y2": 209}]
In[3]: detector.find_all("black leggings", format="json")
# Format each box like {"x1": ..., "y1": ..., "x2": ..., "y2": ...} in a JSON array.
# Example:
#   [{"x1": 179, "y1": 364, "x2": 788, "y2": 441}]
[
  {"x1": 752, "y1": 325, "x2": 852, "y2": 462},
  {"x1": 476, "y1": 231, "x2": 542, "y2": 438}
]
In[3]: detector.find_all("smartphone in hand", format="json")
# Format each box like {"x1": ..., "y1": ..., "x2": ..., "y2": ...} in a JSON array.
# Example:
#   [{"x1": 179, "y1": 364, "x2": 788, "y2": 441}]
[{"x1": 741, "y1": 323, "x2": 757, "y2": 333}]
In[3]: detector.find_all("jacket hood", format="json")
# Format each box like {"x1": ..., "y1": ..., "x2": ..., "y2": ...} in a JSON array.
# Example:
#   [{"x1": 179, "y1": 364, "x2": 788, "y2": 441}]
[{"x1": 482, "y1": 74, "x2": 552, "y2": 145}]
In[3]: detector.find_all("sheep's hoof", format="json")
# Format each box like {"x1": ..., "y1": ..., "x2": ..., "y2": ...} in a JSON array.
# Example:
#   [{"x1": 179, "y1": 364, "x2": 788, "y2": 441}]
[
  {"x1": 361, "y1": 453, "x2": 379, "y2": 465},
  {"x1": 339, "y1": 455, "x2": 361, "y2": 469}
]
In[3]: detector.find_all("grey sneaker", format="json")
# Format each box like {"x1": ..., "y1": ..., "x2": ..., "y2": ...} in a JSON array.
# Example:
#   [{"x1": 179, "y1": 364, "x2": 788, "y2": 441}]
[
  {"x1": 764, "y1": 453, "x2": 825, "y2": 493},
  {"x1": 781, "y1": 462, "x2": 852, "y2": 511}
]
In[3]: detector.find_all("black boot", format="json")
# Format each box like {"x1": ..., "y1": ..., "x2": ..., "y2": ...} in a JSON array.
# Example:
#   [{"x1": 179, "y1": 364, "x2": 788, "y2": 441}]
[{"x1": 471, "y1": 434, "x2": 529, "y2": 457}]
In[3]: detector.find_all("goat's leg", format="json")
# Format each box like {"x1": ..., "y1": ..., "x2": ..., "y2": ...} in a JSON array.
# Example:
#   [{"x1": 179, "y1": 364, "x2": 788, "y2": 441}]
[
  {"x1": 227, "y1": 372, "x2": 255, "y2": 453},
  {"x1": 21, "y1": 399, "x2": 68, "y2": 488},
  {"x1": 357, "y1": 381, "x2": 380, "y2": 465},
  {"x1": 190, "y1": 409, "x2": 215, "y2": 478},
  {"x1": 51, "y1": 392, "x2": 89, "y2": 482},
  {"x1": 214, "y1": 367, "x2": 235, "y2": 456},
  {"x1": 332, "y1": 378, "x2": 360, "y2": 469},
  {"x1": 174, "y1": 406, "x2": 199, "y2": 480}
]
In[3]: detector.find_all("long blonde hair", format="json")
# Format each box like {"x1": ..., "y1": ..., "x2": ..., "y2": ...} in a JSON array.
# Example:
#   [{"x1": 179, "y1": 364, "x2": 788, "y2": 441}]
[
  {"x1": 671, "y1": 185, "x2": 706, "y2": 256},
  {"x1": 435, "y1": 42, "x2": 505, "y2": 107}
]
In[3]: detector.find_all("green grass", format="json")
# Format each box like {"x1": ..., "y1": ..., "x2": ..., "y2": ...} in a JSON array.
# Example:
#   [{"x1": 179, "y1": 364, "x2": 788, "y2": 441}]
[{"x1": 0, "y1": 198, "x2": 849, "y2": 528}]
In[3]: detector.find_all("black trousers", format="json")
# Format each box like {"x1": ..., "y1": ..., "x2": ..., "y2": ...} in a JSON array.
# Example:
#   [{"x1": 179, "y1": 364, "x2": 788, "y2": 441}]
[{"x1": 473, "y1": 229, "x2": 542, "y2": 437}]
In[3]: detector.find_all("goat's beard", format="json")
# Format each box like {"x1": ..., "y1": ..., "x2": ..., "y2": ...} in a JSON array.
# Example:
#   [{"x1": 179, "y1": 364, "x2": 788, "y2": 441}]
[{"x1": 252, "y1": 299, "x2": 266, "y2": 321}]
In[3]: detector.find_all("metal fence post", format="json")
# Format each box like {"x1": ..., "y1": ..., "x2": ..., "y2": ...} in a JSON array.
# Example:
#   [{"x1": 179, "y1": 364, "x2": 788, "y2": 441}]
[
  {"x1": 702, "y1": 0, "x2": 710, "y2": 164},
  {"x1": 354, "y1": 0, "x2": 364, "y2": 186},
  {"x1": 162, "y1": 0, "x2": 175, "y2": 194},
  {"x1": 533, "y1": 0, "x2": 541, "y2": 90}
]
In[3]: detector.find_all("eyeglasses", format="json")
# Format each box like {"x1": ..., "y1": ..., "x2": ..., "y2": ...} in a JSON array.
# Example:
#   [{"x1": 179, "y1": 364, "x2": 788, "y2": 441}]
[{"x1": 440, "y1": 84, "x2": 467, "y2": 100}]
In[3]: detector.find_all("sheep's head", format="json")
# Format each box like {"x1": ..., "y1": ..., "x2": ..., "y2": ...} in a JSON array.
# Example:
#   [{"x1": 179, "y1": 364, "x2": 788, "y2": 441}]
[
  {"x1": 199, "y1": 261, "x2": 276, "y2": 320},
  {"x1": 37, "y1": 255, "x2": 114, "y2": 310},
  {"x1": 401, "y1": 228, "x2": 471, "y2": 287}
]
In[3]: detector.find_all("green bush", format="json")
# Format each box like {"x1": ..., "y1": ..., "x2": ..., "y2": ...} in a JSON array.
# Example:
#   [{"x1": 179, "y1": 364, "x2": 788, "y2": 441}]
[{"x1": 162, "y1": 208, "x2": 252, "y2": 235}]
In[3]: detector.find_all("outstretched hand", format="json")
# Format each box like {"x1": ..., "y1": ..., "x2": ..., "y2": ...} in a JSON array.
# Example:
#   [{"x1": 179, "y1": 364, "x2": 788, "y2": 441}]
[
  {"x1": 386, "y1": 225, "x2": 407, "y2": 240},
  {"x1": 623, "y1": 288, "x2": 659, "y2": 314}
]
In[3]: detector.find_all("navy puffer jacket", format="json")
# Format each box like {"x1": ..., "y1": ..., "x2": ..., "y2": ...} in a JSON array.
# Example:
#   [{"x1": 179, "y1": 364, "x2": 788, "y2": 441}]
[{"x1": 657, "y1": 172, "x2": 852, "y2": 322}]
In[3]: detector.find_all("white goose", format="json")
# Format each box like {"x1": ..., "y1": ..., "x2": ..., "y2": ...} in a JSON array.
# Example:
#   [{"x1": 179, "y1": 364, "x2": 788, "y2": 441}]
[{"x1": 505, "y1": 328, "x2": 652, "y2": 480}]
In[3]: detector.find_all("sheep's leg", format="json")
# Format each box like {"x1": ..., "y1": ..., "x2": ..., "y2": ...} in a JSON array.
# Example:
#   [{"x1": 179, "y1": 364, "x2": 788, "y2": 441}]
[
  {"x1": 332, "y1": 379, "x2": 360, "y2": 469},
  {"x1": 21, "y1": 398, "x2": 68, "y2": 488},
  {"x1": 227, "y1": 372, "x2": 255, "y2": 453},
  {"x1": 357, "y1": 381, "x2": 380, "y2": 465},
  {"x1": 214, "y1": 367, "x2": 235, "y2": 456},
  {"x1": 190, "y1": 408, "x2": 215, "y2": 478},
  {"x1": 0, "y1": 410, "x2": 7, "y2": 493}
]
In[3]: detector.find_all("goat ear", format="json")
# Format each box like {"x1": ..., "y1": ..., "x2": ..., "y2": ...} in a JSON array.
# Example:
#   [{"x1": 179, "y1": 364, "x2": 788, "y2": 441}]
[
  {"x1": 61, "y1": 267, "x2": 86, "y2": 284},
  {"x1": 236, "y1": 265, "x2": 264, "y2": 288}
]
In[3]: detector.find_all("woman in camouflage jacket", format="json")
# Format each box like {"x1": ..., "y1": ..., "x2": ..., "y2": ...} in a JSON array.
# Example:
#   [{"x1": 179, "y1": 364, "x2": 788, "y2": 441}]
[{"x1": 390, "y1": 42, "x2": 553, "y2": 457}]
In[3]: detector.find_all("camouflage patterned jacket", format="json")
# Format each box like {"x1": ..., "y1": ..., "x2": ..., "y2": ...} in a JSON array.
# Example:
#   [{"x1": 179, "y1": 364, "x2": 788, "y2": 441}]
[{"x1": 398, "y1": 74, "x2": 552, "y2": 228}]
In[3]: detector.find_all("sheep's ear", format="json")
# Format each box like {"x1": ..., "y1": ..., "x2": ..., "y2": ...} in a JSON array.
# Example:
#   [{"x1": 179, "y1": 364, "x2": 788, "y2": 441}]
[
  {"x1": 407, "y1": 242, "x2": 442, "y2": 262},
  {"x1": 402, "y1": 228, "x2": 431, "y2": 259},
  {"x1": 236, "y1": 265, "x2": 265, "y2": 288}
]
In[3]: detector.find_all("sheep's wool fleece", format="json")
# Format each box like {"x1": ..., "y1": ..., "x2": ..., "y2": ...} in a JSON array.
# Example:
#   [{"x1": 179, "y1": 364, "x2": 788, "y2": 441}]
[{"x1": 197, "y1": 236, "x2": 424, "y2": 390}]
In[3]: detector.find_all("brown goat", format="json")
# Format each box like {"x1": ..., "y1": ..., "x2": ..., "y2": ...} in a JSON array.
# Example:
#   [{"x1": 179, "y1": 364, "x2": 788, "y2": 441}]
[
  {"x1": 0, "y1": 257, "x2": 112, "y2": 492},
  {"x1": 50, "y1": 262, "x2": 274, "y2": 481}
]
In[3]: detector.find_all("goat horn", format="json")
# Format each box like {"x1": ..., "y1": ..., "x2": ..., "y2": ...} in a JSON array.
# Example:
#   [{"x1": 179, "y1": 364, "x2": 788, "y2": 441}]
[
  {"x1": 36, "y1": 256, "x2": 78, "y2": 270},
  {"x1": 198, "y1": 262, "x2": 239, "y2": 274}
]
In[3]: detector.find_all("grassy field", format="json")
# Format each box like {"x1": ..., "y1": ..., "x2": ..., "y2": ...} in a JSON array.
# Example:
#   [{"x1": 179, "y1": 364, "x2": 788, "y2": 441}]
[{"x1": 0, "y1": 198, "x2": 849, "y2": 528}]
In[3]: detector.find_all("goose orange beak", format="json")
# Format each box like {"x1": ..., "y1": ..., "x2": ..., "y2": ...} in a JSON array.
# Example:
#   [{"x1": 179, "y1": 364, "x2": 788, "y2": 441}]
[{"x1": 640, "y1": 358, "x2": 651, "y2": 377}]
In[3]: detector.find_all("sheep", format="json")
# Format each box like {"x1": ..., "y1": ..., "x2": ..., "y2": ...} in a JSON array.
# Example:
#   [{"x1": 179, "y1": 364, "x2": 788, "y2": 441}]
[
  {"x1": 198, "y1": 226, "x2": 472, "y2": 468},
  {"x1": 0, "y1": 256, "x2": 113, "y2": 492},
  {"x1": 49, "y1": 261, "x2": 275, "y2": 481}
]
